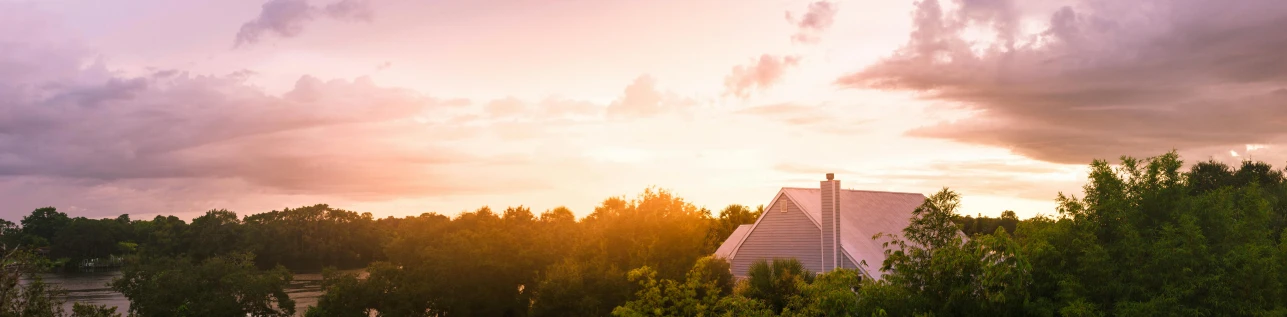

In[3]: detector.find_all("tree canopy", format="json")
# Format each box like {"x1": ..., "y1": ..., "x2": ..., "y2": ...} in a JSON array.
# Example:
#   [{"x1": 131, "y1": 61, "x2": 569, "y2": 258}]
[{"x1": 8, "y1": 151, "x2": 1287, "y2": 316}]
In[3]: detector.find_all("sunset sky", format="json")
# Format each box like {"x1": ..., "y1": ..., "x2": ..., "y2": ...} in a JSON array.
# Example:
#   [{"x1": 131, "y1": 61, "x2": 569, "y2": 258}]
[{"x1": 3, "y1": 0, "x2": 1284, "y2": 221}]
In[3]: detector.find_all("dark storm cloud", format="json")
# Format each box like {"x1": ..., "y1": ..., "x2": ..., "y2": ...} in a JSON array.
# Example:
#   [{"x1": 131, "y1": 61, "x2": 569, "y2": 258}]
[{"x1": 837, "y1": 0, "x2": 1287, "y2": 164}]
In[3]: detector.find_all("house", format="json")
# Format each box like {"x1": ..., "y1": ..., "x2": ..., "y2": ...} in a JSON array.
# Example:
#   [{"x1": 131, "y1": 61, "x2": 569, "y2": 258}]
[{"x1": 713, "y1": 173, "x2": 927, "y2": 280}]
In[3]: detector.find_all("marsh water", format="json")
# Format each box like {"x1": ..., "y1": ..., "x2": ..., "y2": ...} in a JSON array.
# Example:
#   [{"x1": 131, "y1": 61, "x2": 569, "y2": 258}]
[{"x1": 30, "y1": 270, "x2": 358, "y2": 315}]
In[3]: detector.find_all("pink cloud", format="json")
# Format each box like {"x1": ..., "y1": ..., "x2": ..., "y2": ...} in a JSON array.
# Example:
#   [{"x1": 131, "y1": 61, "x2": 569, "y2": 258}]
[
  {"x1": 235, "y1": 0, "x2": 374, "y2": 47},
  {"x1": 606, "y1": 75, "x2": 696, "y2": 118},
  {"x1": 723, "y1": 55, "x2": 802, "y2": 99},
  {"x1": 786, "y1": 1, "x2": 838, "y2": 43},
  {"x1": 838, "y1": 0, "x2": 1287, "y2": 164}
]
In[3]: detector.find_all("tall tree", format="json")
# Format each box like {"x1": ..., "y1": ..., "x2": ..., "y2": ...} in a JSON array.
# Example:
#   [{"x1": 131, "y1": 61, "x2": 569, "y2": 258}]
[{"x1": 20, "y1": 207, "x2": 70, "y2": 247}]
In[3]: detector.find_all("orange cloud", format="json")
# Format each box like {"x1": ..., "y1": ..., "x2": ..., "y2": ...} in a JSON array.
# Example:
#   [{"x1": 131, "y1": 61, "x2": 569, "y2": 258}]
[{"x1": 606, "y1": 75, "x2": 697, "y2": 118}]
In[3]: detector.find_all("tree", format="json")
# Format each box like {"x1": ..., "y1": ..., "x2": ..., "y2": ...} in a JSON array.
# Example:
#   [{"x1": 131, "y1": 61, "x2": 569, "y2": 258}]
[
  {"x1": 0, "y1": 219, "x2": 20, "y2": 249},
  {"x1": 705, "y1": 204, "x2": 763, "y2": 251},
  {"x1": 49, "y1": 218, "x2": 120, "y2": 263},
  {"x1": 187, "y1": 210, "x2": 246, "y2": 260},
  {"x1": 874, "y1": 188, "x2": 1032, "y2": 316},
  {"x1": 581, "y1": 188, "x2": 713, "y2": 280},
  {"x1": 785, "y1": 269, "x2": 864, "y2": 317},
  {"x1": 530, "y1": 259, "x2": 631, "y2": 317},
  {"x1": 0, "y1": 246, "x2": 122, "y2": 317},
  {"x1": 741, "y1": 258, "x2": 813, "y2": 314},
  {"x1": 304, "y1": 268, "x2": 375, "y2": 317},
  {"x1": 20, "y1": 207, "x2": 70, "y2": 247},
  {"x1": 69, "y1": 303, "x2": 121, "y2": 317},
  {"x1": 132, "y1": 215, "x2": 189, "y2": 256},
  {"x1": 242, "y1": 205, "x2": 384, "y2": 271},
  {"x1": 111, "y1": 253, "x2": 295, "y2": 317},
  {"x1": 1014, "y1": 152, "x2": 1287, "y2": 315},
  {"x1": 611, "y1": 256, "x2": 735, "y2": 317}
]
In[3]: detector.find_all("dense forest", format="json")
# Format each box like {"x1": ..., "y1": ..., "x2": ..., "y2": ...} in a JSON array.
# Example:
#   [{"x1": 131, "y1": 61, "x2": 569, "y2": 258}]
[{"x1": 5, "y1": 152, "x2": 1287, "y2": 316}]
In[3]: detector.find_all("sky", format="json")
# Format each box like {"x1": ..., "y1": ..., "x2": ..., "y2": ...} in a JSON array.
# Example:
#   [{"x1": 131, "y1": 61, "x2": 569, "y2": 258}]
[{"x1": 2, "y1": 0, "x2": 1285, "y2": 222}]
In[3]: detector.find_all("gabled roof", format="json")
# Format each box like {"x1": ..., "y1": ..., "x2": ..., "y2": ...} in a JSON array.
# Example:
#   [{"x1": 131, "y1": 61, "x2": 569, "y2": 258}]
[
  {"x1": 714, "y1": 224, "x2": 753, "y2": 259},
  {"x1": 777, "y1": 187, "x2": 927, "y2": 278}
]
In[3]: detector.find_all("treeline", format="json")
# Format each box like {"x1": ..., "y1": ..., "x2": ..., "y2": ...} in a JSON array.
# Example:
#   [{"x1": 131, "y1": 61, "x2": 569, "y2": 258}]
[
  {"x1": 1, "y1": 188, "x2": 773, "y2": 316},
  {"x1": 1, "y1": 205, "x2": 387, "y2": 271},
  {"x1": 304, "y1": 189, "x2": 764, "y2": 316},
  {"x1": 12, "y1": 151, "x2": 1277, "y2": 316}
]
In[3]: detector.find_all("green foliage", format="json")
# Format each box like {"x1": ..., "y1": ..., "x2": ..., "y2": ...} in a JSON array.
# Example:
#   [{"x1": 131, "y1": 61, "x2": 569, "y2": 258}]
[
  {"x1": 953, "y1": 210, "x2": 1019, "y2": 237},
  {"x1": 786, "y1": 269, "x2": 864, "y2": 316},
  {"x1": 2, "y1": 204, "x2": 387, "y2": 272},
  {"x1": 0, "y1": 220, "x2": 20, "y2": 248},
  {"x1": 583, "y1": 188, "x2": 715, "y2": 280},
  {"x1": 0, "y1": 247, "x2": 122, "y2": 317},
  {"x1": 742, "y1": 258, "x2": 813, "y2": 314},
  {"x1": 304, "y1": 268, "x2": 373, "y2": 317},
  {"x1": 875, "y1": 188, "x2": 1033, "y2": 316},
  {"x1": 14, "y1": 152, "x2": 1287, "y2": 317},
  {"x1": 612, "y1": 256, "x2": 735, "y2": 317},
  {"x1": 306, "y1": 188, "x2": 720, "y2": 317},
  {"x1": 712, "y1": 295, "x2": 776, "y2": 317},
  {"x1": 187, "y1": 209, "x2": 246, "y2": 260},
  {"x1": 110, "y1": 253, "x2": 295, "y2": 317},
  {"x1": 1013, "y1": 153, "x2": 1287, "y2": 315},
  {"x1": 241, "y1": 205, "x2": 386, "y2": 271},
  {"x1": 20, "y1": 207, "x2": 70, "y2": 248},
  {"x1": 0, "y1": 275, "x2": 63, "y2": 317},
  {"x1": 68, "y1": 303, "x2": 120, "y2": 317},
  {"x1": 705, "y1": 204, "x2": 763, "y2": 252},
  {"x1": 530, "y1": 258, "x2": 630, "y2": 317},
  {"x1": 49, "y1": 217, "x2": 131, "y2": 263},
  {"x1": 131, "y1": 215, "x2": 189, "y2": 256},
  {"x1": 602, "y1": 152, "x2": 1287, "y2": 317}
]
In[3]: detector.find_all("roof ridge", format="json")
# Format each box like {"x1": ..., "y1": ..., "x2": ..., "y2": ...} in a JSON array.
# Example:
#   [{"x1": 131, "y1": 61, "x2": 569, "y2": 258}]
[
  {"x1": 840, "y1": 189, "x2": 925, "y2": 195},
  {"x1": 780, "y1": 187, "x2": 922, "y2": 196}
]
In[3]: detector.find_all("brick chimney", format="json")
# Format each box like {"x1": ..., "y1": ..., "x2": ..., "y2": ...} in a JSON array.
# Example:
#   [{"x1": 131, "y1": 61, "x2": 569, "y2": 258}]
[{"x1": 821, "y1": 173, "x2": 841, "y2": 272}]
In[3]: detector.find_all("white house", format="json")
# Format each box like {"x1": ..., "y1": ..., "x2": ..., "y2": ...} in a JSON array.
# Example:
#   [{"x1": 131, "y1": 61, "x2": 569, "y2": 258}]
[{"x1": 713, "y1": 173, "x2": 926, "y2": 280}]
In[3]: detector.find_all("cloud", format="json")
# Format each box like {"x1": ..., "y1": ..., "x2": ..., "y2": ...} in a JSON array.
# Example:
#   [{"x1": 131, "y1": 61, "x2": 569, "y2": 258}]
[
  {"x1": 723, "y1": 55, "x2": 802, "y2": 99},
  {"x1": 323, "y1": 0, "x2": 374, "y2": 21},
  {"x1": 0, "y1": 18, "x2": 670, "y2": 218},
  {"x1": 1, "y1": 70, "x2": 485, "y2": 197},
  {"x1": 606, "y1": 75, "x2": 696, "y2": 118},
  {"x1": 485, "y1": 97, "x2": 528, "y2": 117},
  {"x1": 741, "y1": 103, "x2": 828, "y2": 124},
  {"x1": 0, "y1": 16, "x2": 560, "y2": 208},
  {"x1": 235, "y1": 0, "x2": 374, "y2": 47},
  {"x1": 735, "y1": 103, "x2": 870, "y2": 134},
  {"x1": 472, "y1": 96, "x2": 601, "y2": 123},
  {"x1": 786, "y1": 1, "x2": 838, "y2": 43},
  {"x1": 837, "y1": 0, "x2": 1287, "y2": 164}
]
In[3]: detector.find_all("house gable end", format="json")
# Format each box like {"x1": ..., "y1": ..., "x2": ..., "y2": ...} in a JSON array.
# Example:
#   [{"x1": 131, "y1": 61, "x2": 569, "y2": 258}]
[{"x1": 727, "y1": 192, "x2": 824, "y2": 276}]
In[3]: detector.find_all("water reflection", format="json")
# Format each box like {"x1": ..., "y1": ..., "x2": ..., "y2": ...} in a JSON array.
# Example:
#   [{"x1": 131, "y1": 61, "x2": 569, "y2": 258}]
[{"x1": 28, "y1": 270, "x2": 361, "y2": 316}]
